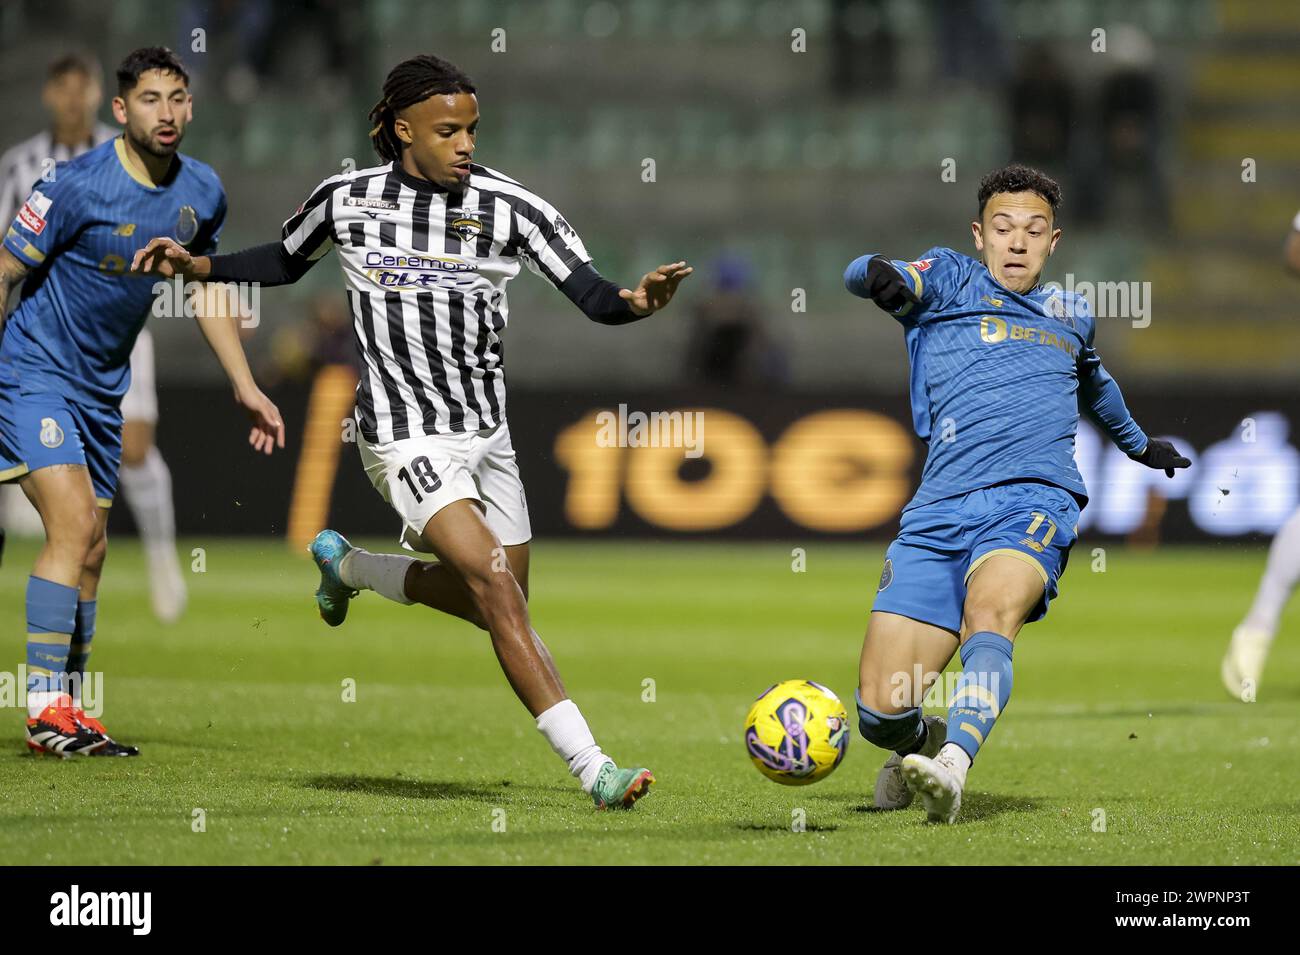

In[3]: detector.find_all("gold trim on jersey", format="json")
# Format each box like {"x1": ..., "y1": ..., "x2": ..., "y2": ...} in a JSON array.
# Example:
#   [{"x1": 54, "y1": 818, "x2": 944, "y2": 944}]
[
  {"x1": 902, "y1": 263, "x2": 924, "y2": 299},
  {"x1": 5, "y1": 226, "x2": 45, "y2": 264},
  {"x1": 115, "y1": 136, "x2": 157, "y2": 189}
]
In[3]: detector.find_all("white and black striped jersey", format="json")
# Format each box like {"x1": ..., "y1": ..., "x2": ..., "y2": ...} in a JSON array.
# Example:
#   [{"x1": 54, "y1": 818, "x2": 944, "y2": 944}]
[
  {"x1": 0, "y1": 123, "x2": 116, "y2": 231},
  {"x1": 280, "y1": 160, "x2": 593, "y2": 443}
]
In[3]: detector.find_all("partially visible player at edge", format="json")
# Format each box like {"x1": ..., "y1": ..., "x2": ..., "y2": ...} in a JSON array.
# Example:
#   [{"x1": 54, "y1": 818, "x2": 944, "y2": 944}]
[
  {"x1": 1220, "y1": 209, "x2": 1300, "y2": 700},
  {"x1": 132, "y1": 54, "x2": 692, "y2": 809},
  {"x1": 844, "y1": 164, "x2": 1190, "y2": 823},
  {"x1": 0, "y1": 47, "x2": 285, "y2": 757},
  {"x1": 0, "y1": 52, "x2": 189, "y2": 623}
]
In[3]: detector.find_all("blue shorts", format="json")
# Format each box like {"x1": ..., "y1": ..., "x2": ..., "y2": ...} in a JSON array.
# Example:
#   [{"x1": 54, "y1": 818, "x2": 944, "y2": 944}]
[
  {"x1": 872, "y1": 481, "x2": 1081, "y2": 633},
  {"x1": 0, "y1": 387, "x2": 122, "y2": 506}
]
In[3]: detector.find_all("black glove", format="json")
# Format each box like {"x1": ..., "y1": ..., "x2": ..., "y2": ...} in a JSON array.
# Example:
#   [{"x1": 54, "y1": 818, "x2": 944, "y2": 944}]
[
  {"x1": 864, "y1": 256, "x2": 921, "y2": 312},
  {"x1": 1130, "y1": 438, "x2": 1191, "y2": 477}
]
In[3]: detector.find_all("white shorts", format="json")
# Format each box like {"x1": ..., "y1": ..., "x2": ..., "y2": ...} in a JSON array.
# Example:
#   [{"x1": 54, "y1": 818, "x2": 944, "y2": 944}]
[
  {"x1": 120, "y1": 328, "x2": 158, "y2": 424},
  {"x1": 359, "y1": 421, "x2": 532, "y2": 552}
]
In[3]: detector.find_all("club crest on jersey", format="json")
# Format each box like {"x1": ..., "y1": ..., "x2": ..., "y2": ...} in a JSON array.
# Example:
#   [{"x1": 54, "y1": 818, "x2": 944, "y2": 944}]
[
  {"x1": 1041, "y1": 292, "x2": 1076, "y2": 329},
  {"x1": 39, "y1": 417, "x2": 64, "y2": 449},
  {"x1": 175, "y1": 205, "x2": 199, "y2": 245},
  {"x1": 450, "y1": 212, "x2": 483, "y2": 241}
]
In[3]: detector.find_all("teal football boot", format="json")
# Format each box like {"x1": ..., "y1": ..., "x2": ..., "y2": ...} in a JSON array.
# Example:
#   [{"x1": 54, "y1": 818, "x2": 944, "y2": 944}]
[
  {"x1": 309, "y1": 529, "x2": 358, "y2": 627},
  {"x1": 590, "y1": 762, "x2": 655, "y2": 810}
]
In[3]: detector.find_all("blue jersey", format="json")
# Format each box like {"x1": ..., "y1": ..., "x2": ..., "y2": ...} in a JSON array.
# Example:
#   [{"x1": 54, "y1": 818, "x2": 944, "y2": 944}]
[
  {"x1": 845, "y1": 246, "x2": 1147, "y2": 511},
  {"x1": 1, "y1": 136, "x2": 225, "y2": 408}
]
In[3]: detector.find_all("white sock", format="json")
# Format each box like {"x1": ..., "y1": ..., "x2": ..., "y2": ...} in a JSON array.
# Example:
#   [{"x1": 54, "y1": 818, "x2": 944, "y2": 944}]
[
  {"x1": 938, "y1": 742, "x2": 972, "y2": 782},
  {"x1": 338, "y1": 548, "x2": 415, "y2": 605},
  {"x1": 535, "y1": 699, "x2": 612, "y2": 792},
  {"x1": 27, "y1": 690, "x2": 70, "y2": 719},
  {"x1": 1242, "y1": 507, "x2": 1300, "y2": 639},
  {"x1": 119, "y1": 446, "x2": 176, "y2": 550}
]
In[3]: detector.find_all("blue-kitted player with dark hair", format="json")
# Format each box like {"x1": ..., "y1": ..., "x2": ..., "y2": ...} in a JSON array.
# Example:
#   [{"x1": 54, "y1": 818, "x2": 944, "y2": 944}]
[
  {"x1": 844, "y1": 164, "x2": 1190, "y2": 823},
  {"x1": 0, "y1": 47, "x2": 284, "y2": 756}
]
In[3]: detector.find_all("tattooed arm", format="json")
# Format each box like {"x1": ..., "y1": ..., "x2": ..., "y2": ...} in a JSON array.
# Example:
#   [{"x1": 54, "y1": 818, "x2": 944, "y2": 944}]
[{"x1": 0, "y1": 246, "x2": 30, "y2": 320}]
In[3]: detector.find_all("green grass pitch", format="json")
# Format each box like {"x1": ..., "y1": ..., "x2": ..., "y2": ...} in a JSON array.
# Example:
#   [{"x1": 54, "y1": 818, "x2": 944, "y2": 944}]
[{"x1": 0, "y1": 536, "x2": 1296, "y2": 865}]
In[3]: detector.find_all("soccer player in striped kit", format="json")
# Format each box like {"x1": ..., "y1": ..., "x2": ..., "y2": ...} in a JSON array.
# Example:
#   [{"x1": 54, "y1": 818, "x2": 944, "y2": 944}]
[
  {"x1": 132, "y1": 55, "x2": 692, "y2": 809},
  {"x1": 0, "y1": 52, "x2": 189, "y2": 623}
]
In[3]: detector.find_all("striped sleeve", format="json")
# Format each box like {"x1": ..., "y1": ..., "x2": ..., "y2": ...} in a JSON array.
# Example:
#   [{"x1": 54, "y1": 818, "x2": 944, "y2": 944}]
[
  {"x1": 476, "y1": 171, "x2": 592, "y2": 288},
  {"x1": 280, "y1": 175, "x2": 344, "y2": 262},
  {"x1": 515, "y1": 197, "x2": 591, "y2": 288}
]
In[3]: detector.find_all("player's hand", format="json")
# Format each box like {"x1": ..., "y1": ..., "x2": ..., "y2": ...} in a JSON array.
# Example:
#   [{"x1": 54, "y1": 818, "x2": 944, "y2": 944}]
[
  {"x1": 619, "y1": 261, "x2": 694, "y2": 316},
  {"x1": 236, "y1": 385, "x2": 286, "y2": 455},
  {"x1": 865, "y1": 256, "x2": 920, "y2": 312},
  {"x1": 130, "y1": 237, "x2": 196, "y2": 278},
  {"x1": 1130, "y1": 438, "x2": 1191, "y2": 478}
]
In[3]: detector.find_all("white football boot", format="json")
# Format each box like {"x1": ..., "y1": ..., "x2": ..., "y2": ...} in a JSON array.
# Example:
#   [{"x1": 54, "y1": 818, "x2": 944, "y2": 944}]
[
  {"x1": 901, "y1": 742, "x2": 969, "y2": 824},
  {"x1": 1221, "y1": 626, "x2": 1270, "y2": 702},
  {"x1": 873, "y1": 715, "x2": 947, "y2": 810}
]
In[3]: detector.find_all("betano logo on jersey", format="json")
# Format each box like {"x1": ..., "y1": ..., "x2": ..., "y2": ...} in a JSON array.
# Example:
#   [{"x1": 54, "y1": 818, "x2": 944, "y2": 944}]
[
  {"x1": 363, "y1": 251, "x2": 478, "y2": 289},
  {"x1": 979, "y1": 314, "x2": 1078, "y2": 358}
]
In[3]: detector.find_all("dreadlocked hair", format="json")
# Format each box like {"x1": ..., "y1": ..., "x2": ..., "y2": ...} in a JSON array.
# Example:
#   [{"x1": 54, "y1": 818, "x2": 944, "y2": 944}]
[{"x1": 368, "y1": 55, "x2": 476, "y2": 162}]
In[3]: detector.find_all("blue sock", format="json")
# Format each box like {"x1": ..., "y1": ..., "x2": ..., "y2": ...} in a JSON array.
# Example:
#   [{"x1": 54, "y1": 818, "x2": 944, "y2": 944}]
[
  {"x1": 66, "y1": 599, "x2": 96, "y2": 700},
  {"x1": 25, "y1": 576, "x2": 78, "y2": 706},
  {"x1": 946, "y1": 631, "x2": 1014, "y2": 761},
  {"x1": 855, "y1": 690, "x2": 926, "y2": 754}
]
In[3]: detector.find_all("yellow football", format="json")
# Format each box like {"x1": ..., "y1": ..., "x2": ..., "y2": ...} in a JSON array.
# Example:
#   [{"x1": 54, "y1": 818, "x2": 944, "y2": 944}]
[{"x1": 743, "y1": 679, "x2": 850, "y2": 785}]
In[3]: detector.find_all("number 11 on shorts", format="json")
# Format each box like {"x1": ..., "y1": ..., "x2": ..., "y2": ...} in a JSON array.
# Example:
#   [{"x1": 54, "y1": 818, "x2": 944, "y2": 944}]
[{"x1": 1021, "y1": 511, "x2": 1056, "y2": 553}]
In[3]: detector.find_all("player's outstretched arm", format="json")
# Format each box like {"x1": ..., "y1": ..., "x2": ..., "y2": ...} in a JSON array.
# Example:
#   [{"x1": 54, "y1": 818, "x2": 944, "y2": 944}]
[
  {"x1": 617, "y1": 261, "x2": 693, "y2": 317},
  {"x1": 1129, "y1": 438, "x2": 1191, "y2": 479},
  {"x1": 1078, "y1": 351, "x2": 1189, "y2": 478},
  {"x1": 131, "y1": 238, "x2": 316, "y2": 286},
  {"x1": 130, "y1": 236, "x2": 210, "y2": 279},
  {"x1": 844, "y1": 254, "x2": 921, "y2": 313},
  {"x1": 555, "y1": 261, "x2": 692, "y2": 325},
  {"x1": 192, "y1": 289, "x2": 285, "y2": 455}
]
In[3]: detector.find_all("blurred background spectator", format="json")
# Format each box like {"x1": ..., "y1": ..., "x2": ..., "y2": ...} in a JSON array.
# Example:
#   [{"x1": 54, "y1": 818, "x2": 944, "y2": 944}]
[{"x1": 684, "y1": 254, "x2": 790, "y2": 387}]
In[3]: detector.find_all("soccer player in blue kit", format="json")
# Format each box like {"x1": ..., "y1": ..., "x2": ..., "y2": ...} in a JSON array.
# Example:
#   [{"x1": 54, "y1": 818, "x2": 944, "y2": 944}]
[
  {"x1": 0, "y1": 48, "x2": 284, "y2": 756},
  {"x1": 844, "y1": 165, "x2": 1190, "y2": 823}
]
